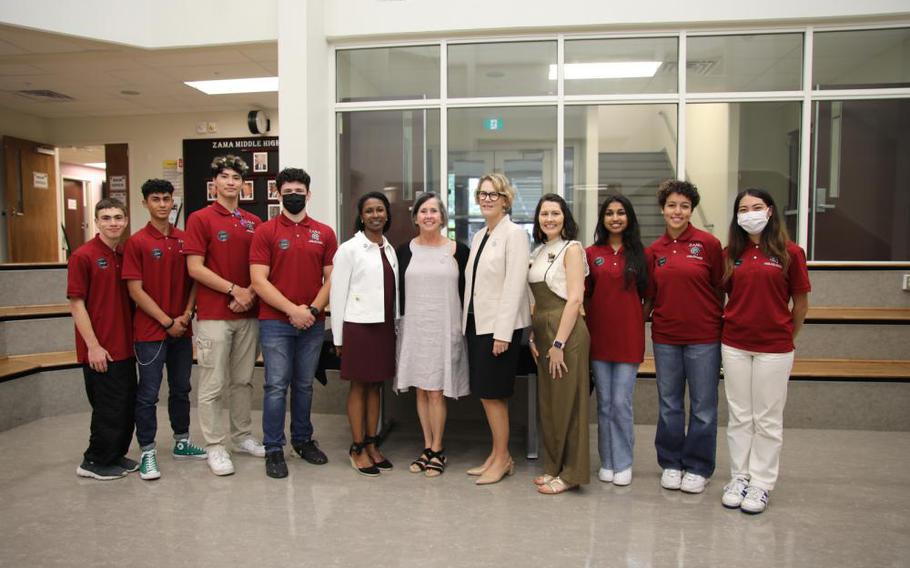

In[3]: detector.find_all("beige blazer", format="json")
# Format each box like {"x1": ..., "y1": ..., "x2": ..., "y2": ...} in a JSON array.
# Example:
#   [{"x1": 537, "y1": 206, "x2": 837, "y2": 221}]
[{"x1": 462, "y1": 215, "x2": 531, "y2": 341}]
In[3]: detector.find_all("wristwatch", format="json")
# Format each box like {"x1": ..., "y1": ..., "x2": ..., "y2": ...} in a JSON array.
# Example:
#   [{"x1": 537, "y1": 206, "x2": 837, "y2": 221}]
[
  {"x1": 552, "y1": 339, "x2": 564, "y2": 350},
  {"x1": 308, "y1": 306, "x2": 320, "y2": 317}
]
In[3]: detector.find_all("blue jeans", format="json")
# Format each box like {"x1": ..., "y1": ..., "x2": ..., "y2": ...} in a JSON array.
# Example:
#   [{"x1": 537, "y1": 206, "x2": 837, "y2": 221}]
[
  {"x1": 134, "y1": 337, "x2": 193, "y2": 449},
  {"x1": 260, "y1": 319, "x2": 325, "y2": 451},
  {"x1": 592, "y1": 360, "x2": 639, "y2": 472},
  {"x1": 653, "y1": 342, "x2": 720, "y2": 478}
]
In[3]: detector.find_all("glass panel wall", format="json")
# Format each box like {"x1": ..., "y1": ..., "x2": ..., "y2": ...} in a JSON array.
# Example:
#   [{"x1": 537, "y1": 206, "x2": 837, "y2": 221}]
[
  {"x1": 686, "y1": 102, "x2": 801, "y2": 245},
  {"x1": 336, "y1": 109, "x2": 440, "y2": 245},
  {"x1": 809, "y1": 99, "x2": 910, "y2": 260},
  {"x1": 447, "y1": 106, "x2": 557, "y2": 243},
  {"x1": 447, "y1": 41, "x2": 557, "y2": 98},
  {"x1": 813, "y1": 28, "x2": 910, "y2": 90},
  {"x1": 336, "y1": 46, "x2": 440, "y2": 102},
  {"x1": 564, "y1": 104, "x2": 678, "y2": 246},
  {"x1": 564, "y1": 38, "x2": 678, "y2": 96},
  {"x1": 687, "y1": 33, "x2": 803, "y2": 92}
]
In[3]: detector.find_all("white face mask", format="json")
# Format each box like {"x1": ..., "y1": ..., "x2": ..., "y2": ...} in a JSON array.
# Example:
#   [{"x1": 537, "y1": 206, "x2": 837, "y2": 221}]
[{"x1": 737, "y1": 210, "x2": 770, "y2": 235}]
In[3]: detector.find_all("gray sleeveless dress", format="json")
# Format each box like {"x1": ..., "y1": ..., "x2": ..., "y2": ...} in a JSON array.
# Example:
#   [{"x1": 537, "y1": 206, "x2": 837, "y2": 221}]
[{"x1": 395, "y1": 241, "x2": 470, "y2": 398}]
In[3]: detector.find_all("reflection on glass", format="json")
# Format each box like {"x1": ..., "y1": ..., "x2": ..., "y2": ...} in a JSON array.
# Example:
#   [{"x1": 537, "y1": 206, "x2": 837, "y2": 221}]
[
  {"x1": 447, "y1": 106, "x2": 556, "y2": 244},
  {"x1": 686, "y1": 102, "x2": 801, "y2": 246},
  {"x1": 687, "y1": 34, "x2": 803, "y2": 92},
  {"x1": 447, "y1": 41, "x2": 557, "y2": 98},
  {"x1": 813, "y1": 28, "x2": 910, "y2": 90},
  {"x1": 810, "y1": 99, "x2": 910, "y2": 261},
  {"x1": 337, "y1": 109, "x2": 440, "y2": 244},
  {"x1": 564, "y1": 104, "x2": 678, "y2": 246},
  {"x1": 337, "y1": 46, "x2": 440, "y2": 102},
  {"x1": 564, "y1": 38, "x2": 678, "y2": 96}
]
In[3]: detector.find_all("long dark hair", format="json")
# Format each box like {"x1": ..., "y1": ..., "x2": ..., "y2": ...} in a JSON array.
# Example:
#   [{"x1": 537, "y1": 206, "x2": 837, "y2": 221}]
[
  {"x1": 593, "y1": 194, "x2": 648, "y2": 296},
  {"x1": 532, "y1": 193, "x2": 578, "y2": 244},
  {"x1": 724, "y1": 188, "x2": 790, "y2": 283},
  {"x1": 354, "y1": 191, "x2": 392, "y2": 233}
]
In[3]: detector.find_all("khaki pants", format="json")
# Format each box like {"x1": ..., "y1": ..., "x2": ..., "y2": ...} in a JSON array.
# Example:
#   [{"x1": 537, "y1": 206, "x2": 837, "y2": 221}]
[
  {"x1": 195, "y1": 319, "x2": 259, "y2": 449},
  {"x1": 722, "y1": 344, "x2": 794, "y2": 491}
]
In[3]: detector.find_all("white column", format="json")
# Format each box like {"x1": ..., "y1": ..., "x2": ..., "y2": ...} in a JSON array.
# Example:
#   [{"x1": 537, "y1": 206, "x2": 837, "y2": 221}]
[{"x1": 278, "y1": 0, "x2": 335, "y2": 228}]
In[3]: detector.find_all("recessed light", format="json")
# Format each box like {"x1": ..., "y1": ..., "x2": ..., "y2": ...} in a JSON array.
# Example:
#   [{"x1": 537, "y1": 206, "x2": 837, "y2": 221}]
[
  {"x1": 548, "y1": 61, "x2": 662, "y2": 80},
  {"x1": 85, "y1": 162, "x2": 106, "y2": 169},
  {"x1": 184, "y1": 77, "x2": 278, "y2": 95},
  {"x1": 120, "y1": 90, "x2": 141, "y2": 96}
]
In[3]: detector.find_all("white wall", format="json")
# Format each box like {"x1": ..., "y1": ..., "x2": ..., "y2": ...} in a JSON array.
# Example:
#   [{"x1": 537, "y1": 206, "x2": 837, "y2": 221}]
[
  {"x1": 47, "y1": 109, "x2": 279, "y2": 230},
  {"x1": 0, "y1": 0, "x2": 278, "y2": 48}
]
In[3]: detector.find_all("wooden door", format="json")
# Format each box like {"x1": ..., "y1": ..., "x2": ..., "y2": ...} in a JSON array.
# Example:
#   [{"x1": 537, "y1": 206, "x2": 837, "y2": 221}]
[
  {"x1": 63, "y1": 179, "x2": 86, "y2": 255},
  {"x1": 2, "y1": 136, "x2": 60, "y2": 262}
]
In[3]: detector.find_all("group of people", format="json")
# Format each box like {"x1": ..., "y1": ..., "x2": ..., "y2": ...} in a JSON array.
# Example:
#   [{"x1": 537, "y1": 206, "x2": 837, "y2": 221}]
[{"x1": 67, "y1": 154, "x2": 809, "y2": 516}]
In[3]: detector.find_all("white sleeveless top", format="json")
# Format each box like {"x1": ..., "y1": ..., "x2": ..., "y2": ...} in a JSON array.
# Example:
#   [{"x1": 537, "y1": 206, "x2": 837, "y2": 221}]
[{"x1": 529, "y1": 239, "x2": 589, "y2": 300}]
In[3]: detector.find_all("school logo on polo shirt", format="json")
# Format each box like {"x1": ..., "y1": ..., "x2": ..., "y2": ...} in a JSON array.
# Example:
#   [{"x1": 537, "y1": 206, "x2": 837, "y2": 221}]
[
  {"x1": 96, "y1": 257, "x2": 109, "y2": 269},
  {"x1": 151, "y1": 247, "x2": 163, "y2": 260},
  {"x1": 764, "y1": 256, "x2": 783, "y2": 269},
  {"x1": 594, "y1": 256, "x2": 605, "y2": 266},
  {"x1": 309, "y1": 229, "x2": 322, "y2": 244},
  {"x1": 217, "y1": 230, "x2": 229, "y2": 242},
  {"x1": 687, "y1": 242, "x2": 704, "y2": 260},
  {"x1": 278, "y1": 239, "x2": 290, "y2": 250}
]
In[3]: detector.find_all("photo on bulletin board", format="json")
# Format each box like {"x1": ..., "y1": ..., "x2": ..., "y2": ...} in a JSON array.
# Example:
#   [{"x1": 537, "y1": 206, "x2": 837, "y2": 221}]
[
  {"x1": 268, "y1": 204, "x2": 281, "y2": 220},
  {"x1": 206, "y1": 181, "x2": 217, "y2": 201},
  {"x1": 241, "y1": 181, "x2": 255, "y2": 201},
  {"x1": 253, "y1": 152, "x2": 268, "y2": 173},
  {"x1": 267, "y1": 179, "x2": 278, "y2": 201}
]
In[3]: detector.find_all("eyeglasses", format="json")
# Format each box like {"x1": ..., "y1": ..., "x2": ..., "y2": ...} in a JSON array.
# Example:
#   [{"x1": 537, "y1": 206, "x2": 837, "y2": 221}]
[{"x1": 476, "y1": 191, "x2": 504, "y2": 202}]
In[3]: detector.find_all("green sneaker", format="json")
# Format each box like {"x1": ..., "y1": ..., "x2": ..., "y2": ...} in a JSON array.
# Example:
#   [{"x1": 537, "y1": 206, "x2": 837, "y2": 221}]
[
  {"x1": 173, "y1": 438, "x2": 207, "y2": 460},
  {"x1": 139, "y1": 449, "x2": 161, "y2": 480}
]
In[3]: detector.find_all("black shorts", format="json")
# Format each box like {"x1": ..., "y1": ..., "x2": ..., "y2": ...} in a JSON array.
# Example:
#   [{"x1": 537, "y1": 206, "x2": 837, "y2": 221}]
[{"x1": 466, "y1": 314, "x2": 523, "y2": 399}]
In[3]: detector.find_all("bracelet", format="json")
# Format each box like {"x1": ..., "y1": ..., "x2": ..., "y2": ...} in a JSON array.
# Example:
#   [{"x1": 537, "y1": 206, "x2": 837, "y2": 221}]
[
  {"x1": 163, "y1": 318, "x2": 175, "y2": 330},
  {"x1": 227, "y1": 283, "x2": 235, "y2": 295}
]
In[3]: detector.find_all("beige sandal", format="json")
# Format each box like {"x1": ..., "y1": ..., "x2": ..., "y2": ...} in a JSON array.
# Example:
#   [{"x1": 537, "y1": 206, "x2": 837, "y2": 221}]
[
  {"x1": 537, "y1": 476, "x2": 578, "y2": 495},
  {"x1": 533, "y1": 474, "x2": 555, "y2": 486}
]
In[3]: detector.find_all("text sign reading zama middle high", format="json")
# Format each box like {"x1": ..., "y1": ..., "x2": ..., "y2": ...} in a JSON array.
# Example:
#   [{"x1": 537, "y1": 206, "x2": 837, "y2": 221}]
[{"x1": 484, "y1": 118, "x2": 504, "y2": 131}]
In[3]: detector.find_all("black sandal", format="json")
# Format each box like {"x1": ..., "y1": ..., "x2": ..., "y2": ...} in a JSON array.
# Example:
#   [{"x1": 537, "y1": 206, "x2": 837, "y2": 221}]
[
  {"x1": 425, "y1": 448, "x2": 446, "y2": 478},
  {"x1": 364, "y1": 435, "x2": 393, "y2": 471},
  {"x1": 349, "y1": 441, "x2": 380, "y2": 477},
  {"x1": 409, "y1": 448, "x2": 431, "y2": 473}
]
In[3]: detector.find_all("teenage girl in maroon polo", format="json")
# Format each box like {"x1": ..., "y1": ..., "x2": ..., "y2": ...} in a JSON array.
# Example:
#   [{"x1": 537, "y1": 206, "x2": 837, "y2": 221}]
[
  {"x1": 720, "y1": 188, "x2": 810, "y2": 515},
  {"x1": 645, "y1": 179, "x2": 724, "y2": 495}
]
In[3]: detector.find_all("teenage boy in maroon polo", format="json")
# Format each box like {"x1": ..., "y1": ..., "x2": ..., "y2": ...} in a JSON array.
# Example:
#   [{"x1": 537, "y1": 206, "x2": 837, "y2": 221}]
[
  {"x1": 250, "y1": 167, "x2": 337, "y2": 478},
  {"x1": 67, "y1": 198, "x2": 137, "y2": 481},
  {"x1": 123, "y1": 178, "x2": 207, "y2": 481},
  {"x1": 184, "y1": 155, "x2": 265, "y2": 476}
]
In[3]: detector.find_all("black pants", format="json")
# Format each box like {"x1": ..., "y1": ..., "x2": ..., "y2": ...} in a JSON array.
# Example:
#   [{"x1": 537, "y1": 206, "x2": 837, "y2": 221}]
[{"x1": 83, "y1": 359, "x2": 137, "y2": 465}]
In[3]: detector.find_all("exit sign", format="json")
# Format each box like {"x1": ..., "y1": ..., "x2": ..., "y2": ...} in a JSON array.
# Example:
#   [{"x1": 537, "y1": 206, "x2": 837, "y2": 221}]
[{"x1": 484, "y1": 118, "x2": 504, "y2": 131}]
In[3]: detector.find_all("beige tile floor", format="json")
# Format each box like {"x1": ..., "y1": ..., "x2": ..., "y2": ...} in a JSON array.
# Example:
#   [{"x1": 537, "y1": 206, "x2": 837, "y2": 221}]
[{"x1": 0, "y1": 410, "x2": 908, "y2": 568}]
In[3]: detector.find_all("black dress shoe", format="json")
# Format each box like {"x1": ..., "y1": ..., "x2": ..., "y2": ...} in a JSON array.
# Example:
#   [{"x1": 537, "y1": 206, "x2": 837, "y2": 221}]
[
  {"x1": 265, "y1": 451, "x2": 288, "y2": 479},
  {"x1": 292, "y1": 439, "x2": 328, "y2": 465}
]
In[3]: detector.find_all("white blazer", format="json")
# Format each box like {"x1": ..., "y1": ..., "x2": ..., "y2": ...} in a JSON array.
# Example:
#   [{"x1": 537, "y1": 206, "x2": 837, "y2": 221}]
[
  {"x1": 462, "y1": 215, "x2": 531, "y2": 341},
  {"x1": 330, "y1": 231, "x2": 399, "y2": 346}
]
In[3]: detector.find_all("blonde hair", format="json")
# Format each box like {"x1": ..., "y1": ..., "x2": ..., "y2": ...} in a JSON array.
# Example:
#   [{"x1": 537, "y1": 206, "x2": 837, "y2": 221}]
[{"x1": 475, "y1": 173, "x2": 516, "y2": 211}]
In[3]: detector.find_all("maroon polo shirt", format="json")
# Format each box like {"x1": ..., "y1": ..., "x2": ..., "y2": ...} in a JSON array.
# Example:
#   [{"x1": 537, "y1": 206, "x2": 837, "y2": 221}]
[
  {"x1": 585, "y1": 244, "x2": 646, "y2": 363},
  {"x1": 122, "y1": 223, "x2": 193, "y2": 342},
  {"x1": 249, "y1": 213, "x2": 337, "y2": 321},
  {"x1": 183, "y1": 202, "x2": 259, "y2": 320},
  {"x1": 67, "y1": 235, "x2": 133, "y2": 363},
  {"x1": 723, "y1": 241, "x2": 811, "y2": 353},
  {"x1": 646, "y1": 224, "x2": 723, "y2": 345}
]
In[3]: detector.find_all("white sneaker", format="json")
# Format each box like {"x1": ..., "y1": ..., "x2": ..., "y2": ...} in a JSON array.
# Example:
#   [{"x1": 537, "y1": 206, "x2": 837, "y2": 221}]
[
  {"x1": 660, "y1": 468, "x2": 682, "y2": 490},
  {"x1": 207, "y1": 447, "x2": 235, "y2": 476},
  {"x1": 613, "y1": 468, "x2": 632, "y2": 486},
  {"x1": 680, "y1": 472, "x2": 708, "y2": 494},
  {"x1": 741, "y1": 485, "x2": 769, "y2": 514},
  {"x1": 598, "y1": 468, "x2": 614, "y2": 482},
  {"x1": 235, "y1": 437, "x2": 266, "y2": 458},
  {"x1": 722, "y1": 477, "x2": 750, "y2": 508}
]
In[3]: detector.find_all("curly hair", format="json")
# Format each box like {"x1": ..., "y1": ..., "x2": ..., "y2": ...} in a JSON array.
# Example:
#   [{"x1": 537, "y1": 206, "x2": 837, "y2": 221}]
[
  {"x1": 276, "y1": 168, "x2": 311, "y2": 191},
  {"x1": 210, "y1": 154, "x2": 249, "y2": 179},
  {"x1": 656, "y1": 179, "x2": 700, "y2": 209}
]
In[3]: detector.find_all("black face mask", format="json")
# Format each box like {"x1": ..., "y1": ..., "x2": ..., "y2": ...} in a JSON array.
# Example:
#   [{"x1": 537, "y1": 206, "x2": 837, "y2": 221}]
[{"x1": 282, "y1": 193, "x2": 306, "y2": 215}]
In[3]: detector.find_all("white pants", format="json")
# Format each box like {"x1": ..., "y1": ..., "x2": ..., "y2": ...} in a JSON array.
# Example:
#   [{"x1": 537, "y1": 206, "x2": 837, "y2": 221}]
[{"x1": 722, "y1": 344, "x2": 794, "y2": 491}]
